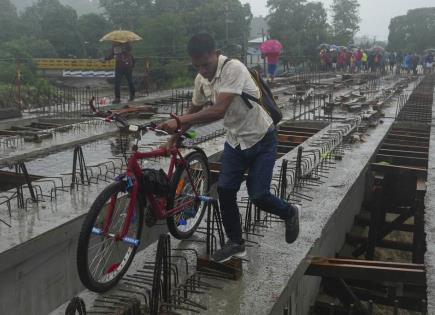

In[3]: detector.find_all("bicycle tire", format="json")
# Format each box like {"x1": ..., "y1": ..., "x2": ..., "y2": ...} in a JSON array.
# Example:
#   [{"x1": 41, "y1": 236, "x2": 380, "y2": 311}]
[
  {"x1": 77, "y1": 181, "x2": 143, "y2": 292},
  {"x1": 167, "y1": 150, "x2": 210, "y2": 239}
]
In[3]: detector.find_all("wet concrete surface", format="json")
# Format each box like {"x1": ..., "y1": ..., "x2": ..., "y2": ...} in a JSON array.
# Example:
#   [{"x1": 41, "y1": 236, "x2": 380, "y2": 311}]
[
  {"x1": 0, "y1": 74, "x2": 411, "y2": 314},
  {"x1": 50, "y1": 75, "x2": 414, "y2": 315},
  {"x1": 0, "y1": 122, "x2": 226, "y2": 253},
  {"x1": 50, "y1": 108, "x2": 399, "y2": 315},
  {"x1": 424, "y1": 87, "x2": 435, "y2": 313},
  {"x1": 0, "y1": 121, "x2": 226, "y2": 315}
]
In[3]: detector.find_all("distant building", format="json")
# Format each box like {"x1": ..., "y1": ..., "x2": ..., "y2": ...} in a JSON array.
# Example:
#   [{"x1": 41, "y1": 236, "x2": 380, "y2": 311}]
[{"x1": 247, "y1": 37, "x2": 264, "y2": 68}]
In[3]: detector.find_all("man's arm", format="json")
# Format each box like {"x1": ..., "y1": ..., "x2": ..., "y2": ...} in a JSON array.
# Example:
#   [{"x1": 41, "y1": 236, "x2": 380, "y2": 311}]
[
  {"x1": 104, "y1": 46, "x2": 115, "y2": 61},
  {"x1": 178, "y1": 103, "x2": 204, "y2": 132},
  {"x1": 181, "y1": 93, "x2": 234, "y2": 125},
  {"x1": 158, "y1": 93, "x2": 235, "y2": 133},
  {"x1": 159, "y1": 103, "x2": 205, "y2": 149}
]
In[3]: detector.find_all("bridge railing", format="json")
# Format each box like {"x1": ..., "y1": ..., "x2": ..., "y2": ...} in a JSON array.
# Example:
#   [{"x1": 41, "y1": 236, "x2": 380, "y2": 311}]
[{"x1": 34, "y1": 59, "x2": 116, "y2": 70}]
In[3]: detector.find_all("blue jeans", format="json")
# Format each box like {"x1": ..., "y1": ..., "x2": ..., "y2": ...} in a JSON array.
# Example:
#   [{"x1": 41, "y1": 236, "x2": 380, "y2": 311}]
[
  {"x1": 217, "y1": 129, "x2": 290, "y2": 242},
  {"x1": 268, "y1": 63, "x2": 277, "y2": 76}
]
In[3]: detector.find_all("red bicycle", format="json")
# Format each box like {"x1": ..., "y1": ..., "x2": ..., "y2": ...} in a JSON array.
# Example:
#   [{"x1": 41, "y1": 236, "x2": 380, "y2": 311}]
[{"x1": 77, "y1": 110, "x2": 210, "y2": 292}]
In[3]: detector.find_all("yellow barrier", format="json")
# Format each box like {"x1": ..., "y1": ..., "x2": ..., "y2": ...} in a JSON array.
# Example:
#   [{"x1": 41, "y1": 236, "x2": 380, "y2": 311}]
[{"x1": 34, "y1": 58, "x2": 116, "y2": 70}]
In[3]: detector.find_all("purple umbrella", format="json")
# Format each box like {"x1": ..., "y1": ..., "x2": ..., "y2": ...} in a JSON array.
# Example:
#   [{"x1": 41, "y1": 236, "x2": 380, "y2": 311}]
[{"x1": 260, "y1": 39, "x2": 283, "y2": 54}]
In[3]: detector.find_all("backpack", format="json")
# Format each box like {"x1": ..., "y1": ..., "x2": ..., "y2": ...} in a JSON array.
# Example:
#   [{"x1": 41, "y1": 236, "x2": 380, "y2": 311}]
[
  {"x1": 141, "y1": 168, "x2": 170, "y2": 196},
  {"x1": 222, "y1": 58, "x2": 282, "y2": 125}
]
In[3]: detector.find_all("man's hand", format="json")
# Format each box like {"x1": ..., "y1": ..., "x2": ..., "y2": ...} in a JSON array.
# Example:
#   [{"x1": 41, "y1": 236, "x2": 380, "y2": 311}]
[
  {"x1": 157, "y1": 119, "x2": 179, "y2": 134},
  {"x1": 160, "y1": 135, "x2": 179, "y2": 151}
]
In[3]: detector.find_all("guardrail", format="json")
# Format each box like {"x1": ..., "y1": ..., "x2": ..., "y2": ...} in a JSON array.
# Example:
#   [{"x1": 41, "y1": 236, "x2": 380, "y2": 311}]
[{"x1": 34, "y1": 58, "x2": 116, "y2": 70}]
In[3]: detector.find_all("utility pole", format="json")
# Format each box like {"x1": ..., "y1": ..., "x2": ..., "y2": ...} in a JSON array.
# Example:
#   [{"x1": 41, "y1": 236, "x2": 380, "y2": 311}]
[
  {"x1": 225, "y1": 4, "x2": 229, "y2": 43},
  {"x1": 15, "y1": 59, "x2": 22, "y2": 110},
  {"x1": 224, "y1": 3, "x2": 232, "y2": 55},
  {"x1": 262, "y1": 28, "x2": 266, "y2": 77},
  {"x1": 241, "y1": 31, "x2": 246, "y2": 64}
]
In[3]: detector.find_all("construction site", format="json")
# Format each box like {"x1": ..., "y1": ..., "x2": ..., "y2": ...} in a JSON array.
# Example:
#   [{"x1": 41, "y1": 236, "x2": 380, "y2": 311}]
[{"x1": 0, "y1": 65, "x2": 434, "y2": 315}]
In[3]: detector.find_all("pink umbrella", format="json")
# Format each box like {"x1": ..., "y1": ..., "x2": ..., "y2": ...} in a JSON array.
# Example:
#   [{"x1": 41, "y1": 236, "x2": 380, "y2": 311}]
[{"x1": 260, "y1": 39, "x2": 283, "y2": 55}]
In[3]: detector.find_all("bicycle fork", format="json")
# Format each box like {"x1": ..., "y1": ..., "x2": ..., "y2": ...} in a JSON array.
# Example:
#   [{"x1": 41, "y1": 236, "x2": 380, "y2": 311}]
[{"x1": 92, "y1": 175, "x2": 141, "y2": 247}]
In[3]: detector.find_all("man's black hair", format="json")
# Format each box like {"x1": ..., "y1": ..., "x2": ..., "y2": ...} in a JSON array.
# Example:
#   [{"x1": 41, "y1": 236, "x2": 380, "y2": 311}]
[{"x1": 187, "y1": 33, "x2": 216, "y2": 56}]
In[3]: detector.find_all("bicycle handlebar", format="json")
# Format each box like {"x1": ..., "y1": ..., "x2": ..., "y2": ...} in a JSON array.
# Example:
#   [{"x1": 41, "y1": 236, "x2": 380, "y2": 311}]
[
  {"x1": 88, "y1": 98, "x2": 183, "y2": 137},
  {"x1": 170, "y1": 113, "x2": 182, "y2": 133}
]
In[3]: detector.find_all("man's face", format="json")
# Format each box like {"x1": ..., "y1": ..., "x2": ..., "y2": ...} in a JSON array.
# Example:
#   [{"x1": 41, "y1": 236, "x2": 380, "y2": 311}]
[{"x1": 191, "y1": 52, "x2": 219, "y2": 81}]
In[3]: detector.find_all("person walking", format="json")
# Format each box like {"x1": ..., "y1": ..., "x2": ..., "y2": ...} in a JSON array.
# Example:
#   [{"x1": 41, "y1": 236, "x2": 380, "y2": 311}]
[
  {"x1": 355, "y1": 48, "x2": 363, "y2": 72},
  {"x1": 338, "y1": 49, "x2": 347, "y2": 72},
  {"x1": 264, "y1": 52, "x2": 280, "y2": 83},
  {"x1": 361, "y1": 51, "x2": 368, "y2": 72},
  {"x1": 158, "y1": 34, "x2": 300, "y2": 262},
  {"x1": 389, "y1": 52, "x2": 396, "y2": 73},
  {"x1": 104, "y1": 42, "x2": 136, "y2": 104},
  {"x1": 425, "y1": 52, "x2": 434, "y2": 74},
  {"x1": 404, "y1": 53, "x2": 413, "y2": 74},
  {"x1": 260, "y1": 39, "x2": 283, "y2": 83},
  {"x1": 412, "y1": 53, "x2": 420, "y2": 75}
]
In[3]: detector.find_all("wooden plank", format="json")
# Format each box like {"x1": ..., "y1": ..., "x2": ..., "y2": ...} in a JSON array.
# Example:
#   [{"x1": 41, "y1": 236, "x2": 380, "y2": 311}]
[
  {"x1": 383, "y1": 138, "x2": 430, "y2": 147},
  {"x1": 277, "y1": 125, "x2": 321, "y2": 133},
  {"x1": 276, "y1": 129, "x2": 315, "y2": 137},
  {"x1": 347, "y1": 234, "x2": 414, "y2": 252},
  {"x1": 375, "y1": 154, "x2": 428, "y2": 167},
  {"x1": 387, "y1": 133, "x2": 429, "y2": 142},
  {"x1": 0, "y1": 170, "x2": 44, "y2": 192},
  {"x1": 371, "y1": 163, "x2": 427, "y2": 177},
  {"x1": 381, "y1": 143, "x2": 428, "y2": 153},
  {"x1": 277, "y1": 133, "x2": 309, "y2": 144},
  {"x1": 390, "y1": 129, "x2": 429, "y2": 137},
  {"x1": 378, "y1": 148, "x2": 428, "y2": 159},
  {"x1": 306, "y1": 257, "x2": 425, "y2": 284}
]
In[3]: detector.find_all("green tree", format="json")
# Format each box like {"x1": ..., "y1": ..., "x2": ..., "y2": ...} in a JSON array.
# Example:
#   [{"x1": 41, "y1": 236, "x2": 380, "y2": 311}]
[
  {"x1": 184, "y1": 0, "x2": 252, "y2": 56},
  {"x1": 0, "y1": 0, "x2": 22, "y2": 42},
  {"x1": 0, "y1": 36, "x2": 56, "y2": 85},
  {"x1": 330, "y1": 0, "x2": 360, "y2": 45},
  {"x1": 301, "y1": 2, "x2": 329, "y2": 56},
  {"x1": 78, "y1": 13, "x2": 112, "y2": 58},
  {"x1": 136, "y1": 13, "x2": 188, "y2": 57},
  {"x1": 21, "y1": 0, "x2": 84, "y2": 57},
  {"x1": 388, "y1": 8, "x2": 435, "y2": 53},
  {"x1": 267, "y1": 0, "x2": 329, "y2": 62},
  {"x1": 2, "y1": 37, "x2": 57, "y2": 58},
  {"x1": 99, "y1": 0, "x2": 152, "y2": 29}
]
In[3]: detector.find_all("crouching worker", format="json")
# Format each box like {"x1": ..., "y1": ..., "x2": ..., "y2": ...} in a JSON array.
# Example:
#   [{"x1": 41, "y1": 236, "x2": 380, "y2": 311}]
[{"x1": 158, "y1": 33, "x2": 300, "y2": 262}]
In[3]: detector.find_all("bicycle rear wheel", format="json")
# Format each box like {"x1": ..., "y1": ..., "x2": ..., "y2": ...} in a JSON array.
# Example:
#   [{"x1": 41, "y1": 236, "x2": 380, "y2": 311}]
[
  {"x1": 77, "y1": 181, "x2": 143, "y2": 292},
  {"x1": 167, "y1": 151, "x2": 210, "y2": 239}
]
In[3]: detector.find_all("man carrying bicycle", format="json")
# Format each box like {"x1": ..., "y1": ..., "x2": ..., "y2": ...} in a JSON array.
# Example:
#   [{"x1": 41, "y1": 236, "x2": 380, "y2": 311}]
[{"x1": 158, "y1": 33, "x2": 300, "y2": 262}]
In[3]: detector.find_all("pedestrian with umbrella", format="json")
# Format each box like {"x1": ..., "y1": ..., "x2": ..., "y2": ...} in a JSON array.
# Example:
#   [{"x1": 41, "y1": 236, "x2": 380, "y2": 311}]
[
  {"x1": 260, "y1": 39, "x2": 283, "y2": 83},
  {"x1": 100, "y1": 30, "x2": 142, "y2": 104},
  {"x1": 425, "y1": 51, "x2": 434, "y2": 74}
]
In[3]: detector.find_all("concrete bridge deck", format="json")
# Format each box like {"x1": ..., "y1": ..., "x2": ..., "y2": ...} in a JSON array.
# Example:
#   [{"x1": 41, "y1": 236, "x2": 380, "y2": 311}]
[{"x1": 0, "y1": 74, "x2": 415, "y2": 314}]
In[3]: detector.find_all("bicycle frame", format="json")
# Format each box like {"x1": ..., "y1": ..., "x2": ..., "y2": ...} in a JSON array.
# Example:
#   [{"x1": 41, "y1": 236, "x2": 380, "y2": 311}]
[{"x1": 102, "y1": 145, "x2": 200, "y2": 240}]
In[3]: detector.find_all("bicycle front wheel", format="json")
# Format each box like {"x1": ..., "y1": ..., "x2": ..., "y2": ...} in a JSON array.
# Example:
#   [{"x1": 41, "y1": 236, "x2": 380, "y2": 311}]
[
  {"x1": 77, "y1": 181, "x2": 143, "y2": 292},
  {"x1": 167, "y1": 151, "x2": 210, "y2": 239}
]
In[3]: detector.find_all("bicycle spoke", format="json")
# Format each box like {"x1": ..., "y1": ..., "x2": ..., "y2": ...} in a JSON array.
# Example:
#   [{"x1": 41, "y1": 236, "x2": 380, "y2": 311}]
[
  {"x1": 88, "y1": 236, "x2": 111, "y2": 251},
  {"x1": 89, "y1": 238, "x2": 114, "y2": 277},
  {"x1": 172, "y1": 159, "x2": 209, "y2": 232},
  {"x1": 96, "y1": 241, "x2": 117, "y2": 280}
]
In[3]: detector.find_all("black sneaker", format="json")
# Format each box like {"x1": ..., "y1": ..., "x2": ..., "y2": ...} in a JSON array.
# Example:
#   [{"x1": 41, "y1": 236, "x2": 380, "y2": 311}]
[
  {"x1": 112, "y1": 98, "x2": 121, "y2": 104},
  {"x1": 285, "y1": 204, "x2": 300, "y2": 244},
  {"x1": 211, "y1": 240, "x2": 246, "y2": 263},
  {"x1": 128, "y1": 95, "x2": 135, "y2": 102}
]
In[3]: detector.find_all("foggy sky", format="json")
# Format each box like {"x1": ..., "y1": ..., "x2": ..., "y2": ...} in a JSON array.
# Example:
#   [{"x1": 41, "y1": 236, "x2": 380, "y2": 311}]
[{"x1": 243, "y1": 0, "x2": 435, "y2": 40}]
